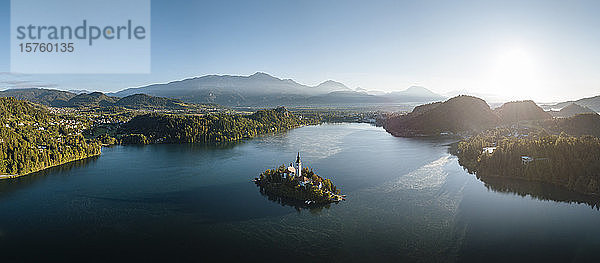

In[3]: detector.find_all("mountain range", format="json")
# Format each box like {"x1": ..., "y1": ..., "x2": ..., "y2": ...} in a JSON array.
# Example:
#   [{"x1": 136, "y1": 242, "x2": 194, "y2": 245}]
[
  {"x1": 0, "y1": 88, "x2": 76, "y2": 107},
  {"x1": 2, "y1": 72, "x2": 598, "y2": 111},
  {"x1": 549, "y1": 103, "x2": 596, "y2": 118},
  {"x1": 0, "y1": 89, "x2": 208, "y2": 111},
  {"x1": 542, "y1": 95, "x2": 600, "y2": 113},
  {"x1": 112, "y1": 72, "x2": 446, "y2": 106}
]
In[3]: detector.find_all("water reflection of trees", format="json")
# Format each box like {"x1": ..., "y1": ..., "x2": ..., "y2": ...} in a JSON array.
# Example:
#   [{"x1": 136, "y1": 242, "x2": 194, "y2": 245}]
[
  {"x1": 0, "y1": 156, "x2": 99, "y2": 197},
  {"x1": 258, "y1": 187, "x2": 332, "y2": 214},
  {"x1": 126, "y1": 141, "x2": 242, "y2": 151},
  {"x1": 183, "y1": 141, "x2": 242, "y2": 151},
  {"x1": 449, "y1": 140, "x2": 600, "y2": 210},
  {"x1": 478, "y1": 175, "x2": 600, "y2": 210}
]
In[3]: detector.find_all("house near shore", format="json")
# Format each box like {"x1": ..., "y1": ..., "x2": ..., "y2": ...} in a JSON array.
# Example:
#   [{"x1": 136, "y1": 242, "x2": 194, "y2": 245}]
[{"x1": 483, "y1": 147, "x2": 497, "y2": 154}]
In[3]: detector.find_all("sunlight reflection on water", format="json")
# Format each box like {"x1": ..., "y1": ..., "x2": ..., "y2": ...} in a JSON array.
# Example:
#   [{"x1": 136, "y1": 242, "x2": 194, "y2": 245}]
[
  {"x1": 383, "y1": 155, "x2": 450, "y2": 191},
  {"x1": 257, "y1": 124, "x2": 366, "y2": 161}
]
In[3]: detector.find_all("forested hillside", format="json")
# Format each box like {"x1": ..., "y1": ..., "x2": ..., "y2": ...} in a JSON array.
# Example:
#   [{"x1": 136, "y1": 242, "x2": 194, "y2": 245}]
[
  {"x1": 457, "y1": 130, "x2": 600, "y2": 195},
  {"x1": 119, "y1": 107, "x2": 317, "y2": 143},
  {"x1": 0, "y1": 88, "x2": 76, "y2": 107},
  {"x1": 0, "y1": 98, "x2": 316, "y2": 177},
  {"x1": 494, "y1": 100, "x2": 551, "y2": 123},
  {"x1": 67, "y1": 92, "x2": 118, "y2": 107},
  {"x1": 0, "y1": 98, "x2": 101, "y2": 176},
  {"x1": 383, "y1": 95, "x2": 500, "y2": 136}
]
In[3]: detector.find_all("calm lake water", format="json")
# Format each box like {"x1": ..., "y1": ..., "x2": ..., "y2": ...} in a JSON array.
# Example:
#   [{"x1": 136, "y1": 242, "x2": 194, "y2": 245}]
[{"x1": 1, "y1": 123, "x2": 599, "y2": 262}]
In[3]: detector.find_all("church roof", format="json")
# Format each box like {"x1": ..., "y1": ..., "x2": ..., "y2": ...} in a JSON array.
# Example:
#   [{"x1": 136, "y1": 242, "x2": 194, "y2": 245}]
[
  {"x1": 296, "y1": 152, "x2": 301, "y2": 163},
  {"x1": 287, "y1": 166, "x2": 296, "y2": 174}
]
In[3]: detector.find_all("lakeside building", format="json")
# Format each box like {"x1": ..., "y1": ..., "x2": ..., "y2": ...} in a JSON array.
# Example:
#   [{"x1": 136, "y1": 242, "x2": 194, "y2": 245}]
[{"x1": 483, "y1": 147, "x2": 497, "y2": 154}]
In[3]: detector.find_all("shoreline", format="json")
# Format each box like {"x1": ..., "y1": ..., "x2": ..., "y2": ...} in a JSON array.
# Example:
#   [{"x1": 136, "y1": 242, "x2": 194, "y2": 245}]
[
  {"x1": 0, "y1": 152, "x2": 102, "y2": 180},
  {"x1": 0, "y1": 123, "x2": 316, "y2": 181}
]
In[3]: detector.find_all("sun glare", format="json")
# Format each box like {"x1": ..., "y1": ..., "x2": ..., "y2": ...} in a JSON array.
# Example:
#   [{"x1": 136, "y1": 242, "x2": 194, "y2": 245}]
[{"x1": 489, "y1": 47, "x2": 540, "y2": 100}]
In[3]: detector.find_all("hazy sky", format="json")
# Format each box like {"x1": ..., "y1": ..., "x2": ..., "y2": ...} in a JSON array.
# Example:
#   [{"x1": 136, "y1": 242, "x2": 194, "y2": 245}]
[{"x1": 1, "y1": 0, "x2": 599, "y2": 102}]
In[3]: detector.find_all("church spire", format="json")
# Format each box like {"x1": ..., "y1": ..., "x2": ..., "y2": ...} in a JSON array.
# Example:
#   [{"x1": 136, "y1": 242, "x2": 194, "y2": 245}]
[{"x1": 296, "y1": 152, "x2": 302, "y2": 178}]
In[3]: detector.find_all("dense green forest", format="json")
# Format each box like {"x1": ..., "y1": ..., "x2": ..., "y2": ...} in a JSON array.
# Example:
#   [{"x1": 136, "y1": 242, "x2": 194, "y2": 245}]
[
  {"x1": 255, "y1": 165, "x2": 342, "y2": 204},
  {"x1": 457, "y1": 130, "x2": 600, "y2": 195},
  {"x1": 0, "y1": 98, "x2": 318, "y2": 177},
  {"x1": 0, "y1": 98, "x2": 101, "y2": 176},
  {"x1": 119, "y1": 107, "x2": 317, "y2": 143},
  {"x1": 290, "y1": 109, "x2": 380, "y2": 123}
]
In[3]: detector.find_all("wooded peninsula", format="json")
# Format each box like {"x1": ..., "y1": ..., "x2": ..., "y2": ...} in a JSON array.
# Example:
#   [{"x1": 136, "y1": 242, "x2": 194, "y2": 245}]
[
  {"x1": 0, "y1": 98, "x2": 101, "y2": 176},
  {"x1": 0, "y1": 97, "x2": 318, "y2": 177},
  {"x1": 456, "y1": 129, "x2": 600, "y2": 195}
]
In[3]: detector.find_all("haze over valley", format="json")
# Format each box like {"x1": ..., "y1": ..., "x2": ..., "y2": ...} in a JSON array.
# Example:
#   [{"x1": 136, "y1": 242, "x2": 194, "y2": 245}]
[
  {"x1": 3, "y1": 0, "x2": 600, "y2": 262},
  {"x1": 3, "y1": 72, "x2": 599, "y2": 112}
]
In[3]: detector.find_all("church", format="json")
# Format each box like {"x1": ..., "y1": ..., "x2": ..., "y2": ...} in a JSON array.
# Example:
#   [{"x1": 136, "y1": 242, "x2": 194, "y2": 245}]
[
  {"x1": 286, "y1": 152, "x2": 302, "y2": 178},
  {"x1": 285, "y1": 152, "x2": 322, "y2": 189}
]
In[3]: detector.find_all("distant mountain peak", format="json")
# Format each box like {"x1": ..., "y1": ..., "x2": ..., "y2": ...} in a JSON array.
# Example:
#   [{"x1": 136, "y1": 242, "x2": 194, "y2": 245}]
[
  {"x1": 403, "y1": 86, "x2": 437, "y2": 94},
  {"x1": 406, "y1": 86, "x2": 428, "y2": 92},
  {"x1": 386, "y1": 86, "x2": 445, "y2": 100},
  {"x1": 249, "y1": 72, "x2": 277, "y2": 80},
  {"x1": 316, "y1": 80, "x2": 346, "y2": 87},
  {"x1": 111, "y1": 73, "x2": 443, "y2": 106},
  {"x1": 319, "y1": 80, "x2": 343, "y2": 85},
  {"x1": 314, "y1": 80, "x2": 351, "y2": 93}
]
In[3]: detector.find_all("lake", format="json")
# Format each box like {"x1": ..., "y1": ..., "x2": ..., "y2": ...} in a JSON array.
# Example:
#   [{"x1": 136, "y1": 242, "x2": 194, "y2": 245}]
[{"x1": 1, "y1": 123, "x2": 599, "y2": 262}]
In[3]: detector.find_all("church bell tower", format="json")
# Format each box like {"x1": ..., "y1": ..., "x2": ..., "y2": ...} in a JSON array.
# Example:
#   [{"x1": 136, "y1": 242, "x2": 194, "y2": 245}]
[{"x1": 296, "y1": 152, "x2": 302, "y2": 177}]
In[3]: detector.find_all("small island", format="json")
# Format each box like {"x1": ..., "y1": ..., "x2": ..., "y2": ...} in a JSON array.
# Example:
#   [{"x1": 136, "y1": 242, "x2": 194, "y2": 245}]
[{"x1": 254, "y1": 153, "x2": 345, "y2": 205}]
